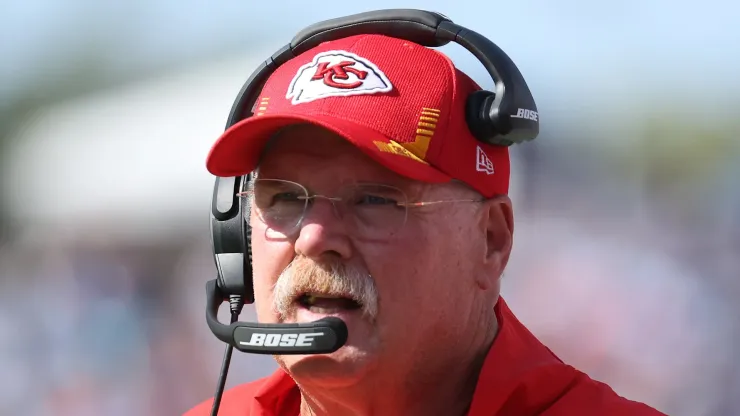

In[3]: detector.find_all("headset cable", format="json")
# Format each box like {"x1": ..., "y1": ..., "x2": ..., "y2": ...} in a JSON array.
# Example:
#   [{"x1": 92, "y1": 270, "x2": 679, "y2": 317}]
[{"x1": 210, "y1": 294, "x2": 244, "y2": 416}]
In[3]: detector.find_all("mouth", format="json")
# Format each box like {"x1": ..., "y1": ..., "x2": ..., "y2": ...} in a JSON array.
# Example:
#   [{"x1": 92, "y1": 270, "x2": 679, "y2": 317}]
[{"x1": 296, "y1": 292, "x2": 362, "y2": 314}]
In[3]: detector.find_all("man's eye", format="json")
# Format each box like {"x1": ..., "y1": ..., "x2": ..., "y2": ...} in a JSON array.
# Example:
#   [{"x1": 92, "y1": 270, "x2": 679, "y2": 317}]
[
  {"x1": 356, "y1": 194, "x2": 397, "y2": 205},
  {"x1": 272, "y1": 192, "x2": 302, "y2": 203}
]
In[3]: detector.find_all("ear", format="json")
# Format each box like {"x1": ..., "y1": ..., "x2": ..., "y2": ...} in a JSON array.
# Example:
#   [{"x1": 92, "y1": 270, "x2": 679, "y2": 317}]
[{"x1": 477, "y1": 195, "x2": 514, "y2": 289}]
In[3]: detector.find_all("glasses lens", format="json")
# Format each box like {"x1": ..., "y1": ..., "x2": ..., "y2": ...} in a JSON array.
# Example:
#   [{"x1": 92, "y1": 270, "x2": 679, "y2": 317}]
[
  {"x1": 251, "y1": 179, "x2": 308, "y2": 233},
  {"x1": 343, "y1": 183, "x2": 408, "y2": 238}
]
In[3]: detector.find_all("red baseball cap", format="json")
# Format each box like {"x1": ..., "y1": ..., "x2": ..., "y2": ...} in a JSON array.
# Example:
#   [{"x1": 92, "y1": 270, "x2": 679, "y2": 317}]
[{"x1": 207, "y1": 34, "x2": 510, "y2": 197}]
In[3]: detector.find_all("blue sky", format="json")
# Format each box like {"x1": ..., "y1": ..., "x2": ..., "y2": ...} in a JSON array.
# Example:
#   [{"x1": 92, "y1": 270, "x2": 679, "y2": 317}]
[{"x1": 2, "y1": 0, "x2": 739, "y2": 117}]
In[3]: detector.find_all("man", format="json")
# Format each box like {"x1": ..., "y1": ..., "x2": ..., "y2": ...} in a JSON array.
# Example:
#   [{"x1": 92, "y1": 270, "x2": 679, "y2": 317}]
[{"x1": 185, "y1": 30, "x2": 666, "y2": 415}]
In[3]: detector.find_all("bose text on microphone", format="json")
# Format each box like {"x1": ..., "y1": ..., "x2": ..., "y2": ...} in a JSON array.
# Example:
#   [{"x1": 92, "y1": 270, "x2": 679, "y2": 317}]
[{"x1": 205, "y1": 279, "x2": 348, "y2": 355}]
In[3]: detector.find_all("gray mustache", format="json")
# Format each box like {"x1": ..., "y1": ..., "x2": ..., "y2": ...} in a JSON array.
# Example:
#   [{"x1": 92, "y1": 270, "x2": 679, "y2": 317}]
[{"x1": 272, "y1": 256, "x2": 378, "y2": 321}]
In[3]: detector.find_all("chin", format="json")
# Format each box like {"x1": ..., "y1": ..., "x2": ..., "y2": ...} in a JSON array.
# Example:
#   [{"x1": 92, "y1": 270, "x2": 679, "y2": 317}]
[{"x1": 277, "y1": 345, "x2": 377, "y2": 387}]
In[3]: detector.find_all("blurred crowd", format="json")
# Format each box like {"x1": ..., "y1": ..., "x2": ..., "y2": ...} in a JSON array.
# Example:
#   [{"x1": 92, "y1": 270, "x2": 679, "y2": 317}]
[{"x1": 0, "y1": 231, "x2": 276, "y2": 416}]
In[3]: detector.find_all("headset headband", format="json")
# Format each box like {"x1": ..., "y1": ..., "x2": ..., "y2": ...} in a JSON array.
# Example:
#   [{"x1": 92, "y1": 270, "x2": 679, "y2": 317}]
[{"x1": 225, "y1": 9, "x2": 538, "y2": 144}]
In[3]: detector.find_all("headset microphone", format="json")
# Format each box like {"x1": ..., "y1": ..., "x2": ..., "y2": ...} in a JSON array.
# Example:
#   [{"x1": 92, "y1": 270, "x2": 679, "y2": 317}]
[
  {"x1": 205, "y1": 280, "x2": 348, "y2": 355},
  {"x1": 205, "y1": 8, "x2": 539, "y2": 416}
]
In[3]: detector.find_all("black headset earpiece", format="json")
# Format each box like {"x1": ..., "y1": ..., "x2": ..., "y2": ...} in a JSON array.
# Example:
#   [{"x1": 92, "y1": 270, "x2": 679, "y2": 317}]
[
  {"x1": 209, "y1": 174, "x2": 253, "y2": 302},
  {"x1": 209, "y1": 7, "x2": 539, "y2": 302}
]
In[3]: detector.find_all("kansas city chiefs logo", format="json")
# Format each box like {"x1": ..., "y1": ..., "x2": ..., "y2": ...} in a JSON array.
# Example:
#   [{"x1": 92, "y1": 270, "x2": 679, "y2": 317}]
[{"x1": 286, "y1": 50, "x2": 393, "y2": 105}]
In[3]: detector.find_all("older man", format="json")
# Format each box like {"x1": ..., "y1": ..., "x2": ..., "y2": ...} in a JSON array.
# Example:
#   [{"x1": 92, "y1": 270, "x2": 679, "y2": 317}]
[{"x1": 185, "y1": 29, "x2": 665, "y2": 416}]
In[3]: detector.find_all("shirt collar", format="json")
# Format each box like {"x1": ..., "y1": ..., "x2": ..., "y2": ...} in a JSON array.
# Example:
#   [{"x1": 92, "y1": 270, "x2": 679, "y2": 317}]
[{"x1": 467, "y1": 297, "x2": 579, "y2": 415}]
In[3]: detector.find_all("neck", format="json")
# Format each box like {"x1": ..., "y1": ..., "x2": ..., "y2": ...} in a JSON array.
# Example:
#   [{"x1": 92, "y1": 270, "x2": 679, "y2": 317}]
[{"x1": 298, "y1": 313, "x2": 499, "y2": 416}]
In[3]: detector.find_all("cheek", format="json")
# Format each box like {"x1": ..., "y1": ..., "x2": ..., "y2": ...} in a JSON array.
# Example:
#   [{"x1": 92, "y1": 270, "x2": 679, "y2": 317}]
[
  {"x1": 368, "y1": 233, "x2": 444, "y2": 309},
  {"x1": 370, "y1": 227, "x2": 473, "y2": 317}
]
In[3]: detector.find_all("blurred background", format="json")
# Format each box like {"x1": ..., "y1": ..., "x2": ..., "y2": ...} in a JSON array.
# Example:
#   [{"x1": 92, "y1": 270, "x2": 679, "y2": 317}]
[{"x1": 1, "y1": 1, "x2": 738, "y2": 415}]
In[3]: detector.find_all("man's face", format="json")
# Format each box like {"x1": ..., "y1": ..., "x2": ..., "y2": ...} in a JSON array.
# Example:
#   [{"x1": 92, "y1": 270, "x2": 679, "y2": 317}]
[{"x1": 249, "y1": 124, "x2": 511, "y2": 386}]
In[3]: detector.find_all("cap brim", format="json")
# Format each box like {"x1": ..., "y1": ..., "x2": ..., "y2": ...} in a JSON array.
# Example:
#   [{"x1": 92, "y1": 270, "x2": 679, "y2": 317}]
[{"x1": 206, "y1": 113, "x2": 452, "y2": 183}]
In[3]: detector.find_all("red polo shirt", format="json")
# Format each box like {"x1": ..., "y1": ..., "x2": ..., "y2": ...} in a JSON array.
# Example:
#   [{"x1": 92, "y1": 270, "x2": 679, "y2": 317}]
[{"x1": 184, "y1": 298, "x2": 665, "y2": 416}]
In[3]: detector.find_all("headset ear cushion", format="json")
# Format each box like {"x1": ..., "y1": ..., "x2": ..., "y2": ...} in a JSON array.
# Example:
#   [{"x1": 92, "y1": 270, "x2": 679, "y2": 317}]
[{"x1": 465, "y1": 90, "x2": 498, "y2": 141}]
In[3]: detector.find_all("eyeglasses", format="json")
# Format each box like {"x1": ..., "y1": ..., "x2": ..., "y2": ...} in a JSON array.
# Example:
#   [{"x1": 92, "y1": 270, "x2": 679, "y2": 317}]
[{"x1": 237, "y1": 178, "x2": 484, "y2": 239}]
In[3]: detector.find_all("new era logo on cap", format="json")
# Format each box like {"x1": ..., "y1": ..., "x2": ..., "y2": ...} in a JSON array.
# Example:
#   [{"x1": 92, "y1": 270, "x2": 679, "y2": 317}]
[
  {"x1": 286, "y1": 50, "x2": 393, "y2": 105},
  {"x1": 476, "y1": 146, "x2": 495, "y2": 175}
]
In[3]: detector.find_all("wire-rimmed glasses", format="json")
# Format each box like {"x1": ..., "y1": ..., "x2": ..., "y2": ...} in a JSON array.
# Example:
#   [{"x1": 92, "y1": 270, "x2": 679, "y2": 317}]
[{"x1": 237, "y1": 178, "x2": 484, "y2": 239}]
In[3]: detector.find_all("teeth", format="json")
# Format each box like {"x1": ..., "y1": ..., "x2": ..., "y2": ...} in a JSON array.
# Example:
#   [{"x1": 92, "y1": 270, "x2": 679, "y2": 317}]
[
  {"x1": 299, "y1": 293, "x2": 359, "y2": 307},
  {"x1": 302, "y1": 293, "x2": 343, "y2": 304},
  {"x1": 303, "y1": 294, "x2": 340, "y2": 306},
  {"x1": 307, "y1": 292, "x2": 343, "y2": 299}
]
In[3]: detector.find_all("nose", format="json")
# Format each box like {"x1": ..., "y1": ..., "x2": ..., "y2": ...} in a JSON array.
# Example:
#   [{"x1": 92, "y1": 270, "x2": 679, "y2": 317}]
[{"x1": 294, "y1": 199, "x2": 353, "y2": 261}]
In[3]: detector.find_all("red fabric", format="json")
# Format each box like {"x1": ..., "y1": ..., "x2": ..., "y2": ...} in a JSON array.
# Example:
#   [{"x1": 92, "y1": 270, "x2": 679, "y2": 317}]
[
  {"x1": 183, "y1": 297, "x2": 666, "y2": 416},
  {"x1": 206, "y1": 34, "x2": 510, "y2": 198}
]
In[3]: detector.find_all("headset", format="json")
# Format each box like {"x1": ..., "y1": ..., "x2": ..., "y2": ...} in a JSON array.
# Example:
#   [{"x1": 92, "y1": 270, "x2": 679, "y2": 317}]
[{"x1": 204, "y1": 9, "x2": 539, "y2": 415}]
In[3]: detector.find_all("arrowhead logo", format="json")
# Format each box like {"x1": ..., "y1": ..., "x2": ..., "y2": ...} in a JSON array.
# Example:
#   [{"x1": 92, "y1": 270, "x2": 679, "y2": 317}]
[{"x1": 286, "y1": 50, "x2": 393, "y2": 105}]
